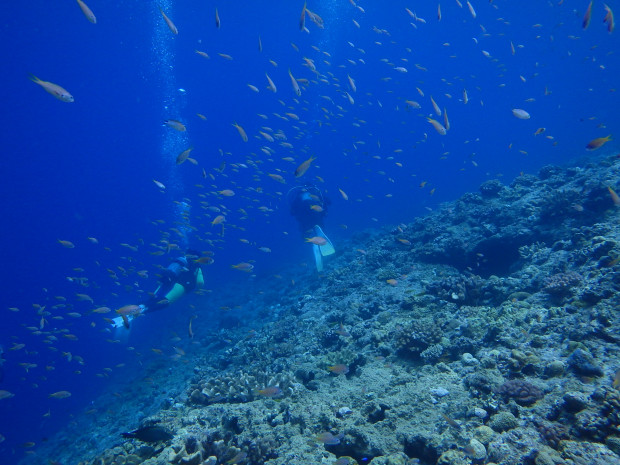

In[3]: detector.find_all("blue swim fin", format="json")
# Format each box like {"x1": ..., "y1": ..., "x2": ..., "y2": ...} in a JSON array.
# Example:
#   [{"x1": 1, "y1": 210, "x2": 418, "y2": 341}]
[
  {"x1": 312, "y1": 243, "x2": 323, "y2": 272},
  {"x1": 313, "y1": 225, "x2": 335, "y2": 257}
]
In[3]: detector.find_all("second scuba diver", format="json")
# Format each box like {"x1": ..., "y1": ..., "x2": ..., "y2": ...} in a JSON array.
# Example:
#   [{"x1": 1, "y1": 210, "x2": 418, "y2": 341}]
[
  {"x1": 287, "y1": 184, "x2": 335, "y2": 272},
  {"x1": 111, "y1": 250, "x2": 205, "y2": 329}
]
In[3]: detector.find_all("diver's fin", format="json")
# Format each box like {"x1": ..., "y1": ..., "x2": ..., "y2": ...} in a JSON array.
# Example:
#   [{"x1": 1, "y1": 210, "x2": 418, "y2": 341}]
[
  {"x1": 312, "y1": 243, "x2": 324, "y2": 272},
  {"x1": 111, "y1": 316, "x2": 127, "y2": 329},
  {"x1": 313, "y1": 225, "x2": 335, "y2": 257}
]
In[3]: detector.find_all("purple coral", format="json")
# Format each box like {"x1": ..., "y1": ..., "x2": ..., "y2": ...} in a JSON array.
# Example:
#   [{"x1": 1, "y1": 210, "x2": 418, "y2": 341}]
[
  {"x1": 496, "y1": 379, "x2": 544, "y2": 406},
  {"x1": 543, "y1": 272, "x2": 581, "y2": 295}
]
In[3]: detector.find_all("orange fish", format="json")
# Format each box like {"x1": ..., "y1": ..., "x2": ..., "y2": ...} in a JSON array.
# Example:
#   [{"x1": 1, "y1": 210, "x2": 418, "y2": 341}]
[
  {"x1": 608, "y1": 187, "x2": 620, "y2": 206},
  {"x1": 115, "y1": 305, "x2": 141, "y2": 316},
  {"x1": 257, "y1": 386, "x2": 282, "y2": 397},
  {"x1": 232, "y1": 122, "x2": 248, "y2": 142},
  {"x1": 295, "y1": 156, "x2": 316, "y2": 177},
  {"x1": 604, "y1": 4, "x2": 615, "y2": 33},
  {"x1": 305, "y1": 236, "x2": 327, "y2": 246},
  {"x1": 160, "y1": 9, "x2": 178, "y2": 35},
  {"x1": 231, "y1": 262, "x2": 254, "y2": 272},
  {"x1": 427, "y1": 117, "x2": 447, "y2": 135},
  {"x1": 211, "y1": 215, "x2": 225, "y2": 226},
  {"x1": 176, "y1": 147, "x2": 193, "y2": 165},
  {"x1": 583, "y1": 1, "x2": 593, "y2": 29},
  {"x1": 310, "y1": 204, "x2": 323, "y2": 212},
  {"x1": 76, "y1": 0, "x2": 96, "y2": 24},
  {"x1": 586, "y1": 135, "x2": 612, "y2": 150},
  {"x1": 327, "y1": 364, "x2": 349, "y2": 375}
]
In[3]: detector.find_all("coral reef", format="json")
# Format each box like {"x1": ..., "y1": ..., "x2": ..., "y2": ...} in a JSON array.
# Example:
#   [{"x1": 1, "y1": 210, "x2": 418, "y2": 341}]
[{"x1": 21, "y1": 154, "x2": 620, "y2": 465}]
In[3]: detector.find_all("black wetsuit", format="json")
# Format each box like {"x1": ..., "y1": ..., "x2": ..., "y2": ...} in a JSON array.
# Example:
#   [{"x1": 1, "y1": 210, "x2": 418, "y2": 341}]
[
  {"x1": 144, "y1": 256, "x2": 200, "y2": 313},
  {"x1": 289, "y1": 186, "x2": 329, "y2": 233}
]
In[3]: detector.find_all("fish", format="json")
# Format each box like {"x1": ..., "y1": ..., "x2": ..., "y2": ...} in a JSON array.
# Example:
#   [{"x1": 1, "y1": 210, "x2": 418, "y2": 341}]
[
  {"x1": 58, "y1": 239, "x2": 75, "y2": 248},
  {"x1": 93, "y1": 306, "x2": 111, "y2": 314},
  {"x1": 440, "y1": 412, "x2": 462, "y2": 430},
  {"x1": 0, "y1": 390, "x2": 15, "y2": 400},
  {"x1": 512, "y1": 108, "x2": 530, "y2": 119},
  {"x1": 215, "y1": 8, "x2": 220, "y2": 28},
  {"x1": 604, "y1": 4, "x2": 615, "y2": 33},
  {"x1": 121, "y1": 425, "x2": 173, "y2": 443},
  {"x1": 115, "y1": 305, "x2": 142, "y2": 316},
  {"x1": 76, "y1": 0, "x2": 96, "y2": 24},
  {"x1": 232, "y1": 122, "x2": 248, "y2": 142},
  {"x1": 160, "y1": 9, "x2": 178, "y2": 35},
  {"x1": 314, "y1": 432, "x2": 344, "y2": 445},
  {"x1": 188, "y1": 315, "x2": 197, "y2": 339},
  {"x1": 586, "y1": 135, "x2": 612, "y2": 151},
  {"x1": 163, "y1": 119, "x2": 186, "y2": 131},
  {"x1": 288, "y1": 69, "x2": 301, "y2": 96},
  {"x1": 443, "y1": 108, "x2": 450, "y2": 131},
  {"x1": 195, "y1": 50, "x2": 209, "y2": 59},
  {"x1": 211, "y1": 215, "x2": 225, "y2": 226},
  {"x1": 466, "y1": 0, "x2": 476, "y2": 18},
  {"x1": 430, "y1": 96, "x2": 441, "y2": 116},
  {"x1": 30, "y1": 75, "x2": 74, "y2": 102},
  {"x1": 386, "y1": 279, "x2": 398, "y2": 286},
  {"x1": 219, "y1": 189, "x2": 235, "y2": 197},
  {"x1": 426, "y1": 117, "x2": 447, "y2": 135},
  {"x1": 347, "y1": 75, "x2": 356, "y2": 92},
  {"x1": 265, "y1": 73, "x2": 277, "y2": 92},
  {"x1": 310, "y1": 205, "x2": 323, "y2": 212},
  {"x1": 231, "y1": 262, "x2": 254, "y2": 272},
  {"x1": 306, "y1": 236, "x2": 327, "y2": 246},
  {"x1": 227, "y1": 452, "x2": 248, "y2": 465},
  {"x1": 583, "y1": 1, "x2": 593, "y2": 29},
  {"x1": 305, "y1": 8, "x2": 324, "y2": 28},
  {"x1": 327, "y1": 364, "x2": 349, "y2": 375},
  {"x1": 176, "y1": 147, "x2": 193, "y2": 165},
  {"x1": 339, "y1": 188, "x2": 348, "y2": 200},
  {"x1": 295, "y1": 156, "x2": 316, "y2": 177},
  {"x1": 256, "y1": 386, "x2": 283, "y2": 397},
  {"x1": 608, "y1": 187, "x2": 620, "y2": 206},
  {"x1": 49, "y1": 391, "x2": 72, "y2": 399},
  {"x1": 268, "y1": 173, "x2": 285, "y2": 183},
  {"x1": 153, "y1": 179, "x2": 166, "y2": 189},
  {"x1": 300, "y1": 1, "x2": 307, "y2": 31}
]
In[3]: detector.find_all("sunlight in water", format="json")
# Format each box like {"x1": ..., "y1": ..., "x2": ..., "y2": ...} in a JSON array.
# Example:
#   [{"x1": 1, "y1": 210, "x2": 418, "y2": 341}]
[{"x1": 151, "y1": 1, "x2": 190, "y2": 247}]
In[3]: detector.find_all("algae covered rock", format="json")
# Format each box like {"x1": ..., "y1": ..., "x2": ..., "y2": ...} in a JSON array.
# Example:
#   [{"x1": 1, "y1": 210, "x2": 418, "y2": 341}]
[
  {"x1": 489, "y1": 412, "x2": 519, "y2": 432},
  {"x1": 368, "y1": 452, "x2": 409, "y2": 465}
]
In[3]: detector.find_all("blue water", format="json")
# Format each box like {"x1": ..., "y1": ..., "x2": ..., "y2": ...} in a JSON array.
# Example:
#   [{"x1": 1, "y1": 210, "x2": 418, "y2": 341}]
[{"x1": 0, "y1": 0, "x2": 617, "y2": 461}]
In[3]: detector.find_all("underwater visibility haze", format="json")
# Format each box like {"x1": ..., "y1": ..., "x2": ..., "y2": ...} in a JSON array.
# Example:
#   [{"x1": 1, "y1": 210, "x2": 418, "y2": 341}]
[{"x1": 0, "y1": 0, "x2": 619, "y2": 464}]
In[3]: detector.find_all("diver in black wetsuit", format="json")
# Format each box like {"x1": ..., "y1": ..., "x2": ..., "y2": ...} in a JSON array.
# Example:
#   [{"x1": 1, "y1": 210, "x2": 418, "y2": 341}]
[
  {"x1": 288, "y1": 184, "x2": 329, "y2": 234},
  {"x1": 111, "y1": 251, "x2": 205, "y2": 329},
  {"x1": 286, "y1": 184, "x2": 335, "y2": 272}
]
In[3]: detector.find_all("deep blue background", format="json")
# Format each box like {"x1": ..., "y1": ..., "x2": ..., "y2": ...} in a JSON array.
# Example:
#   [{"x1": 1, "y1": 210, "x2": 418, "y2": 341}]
[{"x1": 0, "y1": 0, "x2": 617, "y2": 462}]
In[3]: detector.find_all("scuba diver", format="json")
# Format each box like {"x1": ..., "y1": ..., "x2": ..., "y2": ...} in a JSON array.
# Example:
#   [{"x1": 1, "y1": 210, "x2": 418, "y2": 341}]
[
  {"x1": 286, "y1": 184, "x2": 335, "y2": 272},
  {"x1": 111, "y1": 251, "x2": 205, "y2": 329}
]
